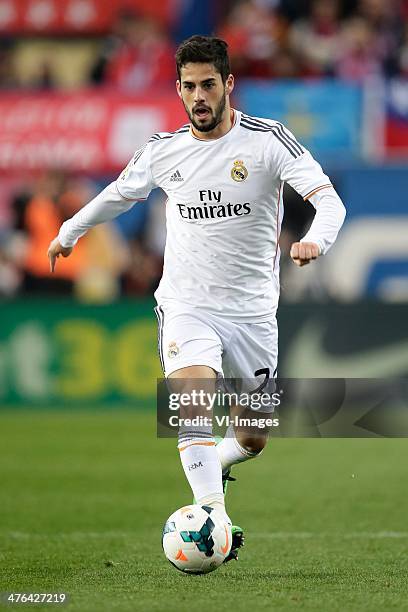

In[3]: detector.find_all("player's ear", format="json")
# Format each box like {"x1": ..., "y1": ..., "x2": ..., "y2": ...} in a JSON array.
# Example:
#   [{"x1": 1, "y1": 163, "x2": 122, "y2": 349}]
[
  {"x1": 176, "y1": 80, "x2": 182, "y2": 99},
  {"x1": 225, "y1": 74, "x2": 234, "y2": 96}
]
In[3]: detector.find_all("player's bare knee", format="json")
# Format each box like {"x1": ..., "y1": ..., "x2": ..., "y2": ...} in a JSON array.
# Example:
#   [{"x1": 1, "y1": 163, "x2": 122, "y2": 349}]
[{"x1": 236, "y1": 432, "x2": 268, "y2": 455}]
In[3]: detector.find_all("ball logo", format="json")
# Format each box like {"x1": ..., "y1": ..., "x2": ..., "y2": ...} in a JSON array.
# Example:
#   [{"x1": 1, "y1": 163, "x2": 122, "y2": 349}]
[
  {"x1": 221, "y1": 525, "x2": 230, "y2": 555},
  {"x1": 180, "y1": 517, "x2": 215, "y2": 557},
  {"x1": 231, "y1": 160, "x2": 248, "y2": 182}
]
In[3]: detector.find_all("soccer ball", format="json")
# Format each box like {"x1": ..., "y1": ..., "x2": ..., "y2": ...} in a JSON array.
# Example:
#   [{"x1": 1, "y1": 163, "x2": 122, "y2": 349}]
[{"x1": 162, "y1": 504, "x2": 232, "y2": 574}]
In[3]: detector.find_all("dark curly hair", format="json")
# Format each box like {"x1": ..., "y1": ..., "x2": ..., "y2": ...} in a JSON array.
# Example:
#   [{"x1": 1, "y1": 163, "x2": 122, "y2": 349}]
[{"x1": 175, "y1": 35, "x2": 231, "y2": 83}]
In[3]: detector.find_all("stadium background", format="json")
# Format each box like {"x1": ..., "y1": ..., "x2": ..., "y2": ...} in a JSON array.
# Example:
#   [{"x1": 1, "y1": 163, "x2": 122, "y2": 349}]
[
  {"x1": 1, "y1": 1, "x2": 408, "y2": 610},
  {"x1": 1, "y1": 0, "x2": 408, "y2": 406}
]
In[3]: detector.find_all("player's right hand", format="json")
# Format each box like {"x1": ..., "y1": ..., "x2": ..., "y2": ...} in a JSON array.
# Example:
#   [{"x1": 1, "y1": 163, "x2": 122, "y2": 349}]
[{"x1": 47, "y1": 237, "x2": 73, "y2": 273}]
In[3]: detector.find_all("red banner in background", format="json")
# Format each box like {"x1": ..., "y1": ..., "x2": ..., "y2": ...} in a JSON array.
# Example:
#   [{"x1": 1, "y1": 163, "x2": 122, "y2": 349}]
[
  {"x1": 384, "y1": 80, "x2": 408, "y2": 157},
  {"x1": 0, "y1": 90, "x2": 187, "y2": 173},
  {"x1": 0, "y1": 0, "x2": 175, "y2": 33}
]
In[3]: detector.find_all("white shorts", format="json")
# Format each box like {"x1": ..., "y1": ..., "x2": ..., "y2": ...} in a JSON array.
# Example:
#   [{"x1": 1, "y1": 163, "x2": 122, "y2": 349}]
[{"x1": 154, "y1": 304, "x2": 278, "y2": 412}]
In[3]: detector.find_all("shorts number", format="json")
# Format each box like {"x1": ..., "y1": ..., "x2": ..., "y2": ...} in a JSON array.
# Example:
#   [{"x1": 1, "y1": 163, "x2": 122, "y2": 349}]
[{"x1": 251, "y1": 368, "x2": 270, "y2": 394}]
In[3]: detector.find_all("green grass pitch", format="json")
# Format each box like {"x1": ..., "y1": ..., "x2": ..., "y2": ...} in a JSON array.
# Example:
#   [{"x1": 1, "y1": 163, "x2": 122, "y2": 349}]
[{"x1": 1, "y1": 411, "x2": 407, "y2": 611}]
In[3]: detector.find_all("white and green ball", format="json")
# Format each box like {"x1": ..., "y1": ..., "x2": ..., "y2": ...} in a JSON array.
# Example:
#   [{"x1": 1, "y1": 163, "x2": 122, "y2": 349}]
[{"x1": 162, "y1": 505, "x2": 232, "y2": 574}]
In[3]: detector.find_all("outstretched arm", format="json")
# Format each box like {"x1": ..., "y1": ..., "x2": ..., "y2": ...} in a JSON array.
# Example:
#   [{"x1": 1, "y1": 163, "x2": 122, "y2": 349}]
[
  {"x1": 47, "y1": 139, "x2": 156, "y2": 272},
  {"x1": 47, "y1": 182, "x2": 135, "y2": 272}
]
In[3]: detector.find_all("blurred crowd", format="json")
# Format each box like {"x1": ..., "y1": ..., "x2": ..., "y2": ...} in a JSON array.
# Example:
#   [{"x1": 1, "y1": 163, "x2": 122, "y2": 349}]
[
  {"x1": 219, "y1": 0, "x2": 408, "y2": 80},
  {"x1": 1, "y1": 0, "x2": 408, "y2": 90},
  {"x1": 0, "y1": 172, "x2": 165, "y2": 300},
  {"x1": 0, "y1": 0, "x2": 407, "y2": 300}
]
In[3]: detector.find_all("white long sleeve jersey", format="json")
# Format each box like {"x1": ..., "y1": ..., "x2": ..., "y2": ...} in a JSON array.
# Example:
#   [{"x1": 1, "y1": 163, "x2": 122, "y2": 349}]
[{"x1": 59, "y1": 110, "x2": 346, "y2": 322}]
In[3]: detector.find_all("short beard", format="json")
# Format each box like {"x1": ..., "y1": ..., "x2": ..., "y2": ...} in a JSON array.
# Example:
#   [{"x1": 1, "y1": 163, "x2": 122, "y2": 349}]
[{"x1": 185, "y1": 93, "x2": 226, "y2": 133}]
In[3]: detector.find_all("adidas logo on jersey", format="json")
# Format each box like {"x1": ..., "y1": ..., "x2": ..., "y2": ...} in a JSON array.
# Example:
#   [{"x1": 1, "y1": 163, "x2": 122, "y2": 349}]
[{"x1": 170, "y1": 170, "x2": 184, "y2": 182}]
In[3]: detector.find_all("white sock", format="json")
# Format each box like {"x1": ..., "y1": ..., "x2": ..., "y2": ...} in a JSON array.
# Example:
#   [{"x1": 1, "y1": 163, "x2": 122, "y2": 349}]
[
  {"x1": 196, "y1": 493, "x2": 230, "y2": 524},
  {"x1": 178, "y1": 436, "x2": 224, "y2": 507},
  {"x1": 216, "y1": 424, "x2": 261, "y2": 473}
]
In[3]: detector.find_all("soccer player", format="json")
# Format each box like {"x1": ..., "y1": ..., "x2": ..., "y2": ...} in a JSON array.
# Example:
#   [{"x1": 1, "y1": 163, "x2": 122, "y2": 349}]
[{"x1": 48, "y1": 36, "x2": 346, "y2": 563}]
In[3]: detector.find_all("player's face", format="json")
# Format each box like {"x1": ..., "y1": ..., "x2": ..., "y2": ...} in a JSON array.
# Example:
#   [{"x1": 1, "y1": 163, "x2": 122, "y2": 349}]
[{"x1": 176, "y1": 63, "x2": 233, "y2": 133}]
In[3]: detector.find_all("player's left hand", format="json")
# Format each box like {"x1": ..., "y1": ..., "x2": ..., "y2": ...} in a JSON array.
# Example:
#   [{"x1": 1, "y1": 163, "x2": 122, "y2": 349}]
[{"x1": 290, "y1": 242, "x2": 320, "y2": 267}]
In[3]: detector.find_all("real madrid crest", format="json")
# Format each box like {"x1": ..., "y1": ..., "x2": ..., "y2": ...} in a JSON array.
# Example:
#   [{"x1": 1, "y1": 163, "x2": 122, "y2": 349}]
[
  {"x1": 168, "y1": 341, "x2": 180, "y2": 358},
  {"x1": 231, "y1": 160, "x2": 248, "y2": 182}
]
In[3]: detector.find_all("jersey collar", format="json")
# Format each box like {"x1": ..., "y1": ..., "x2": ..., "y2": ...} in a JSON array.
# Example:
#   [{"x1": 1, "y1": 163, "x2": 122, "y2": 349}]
[{"x1": 189, "y1": 109, "x2": 240, "y2": 144}]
